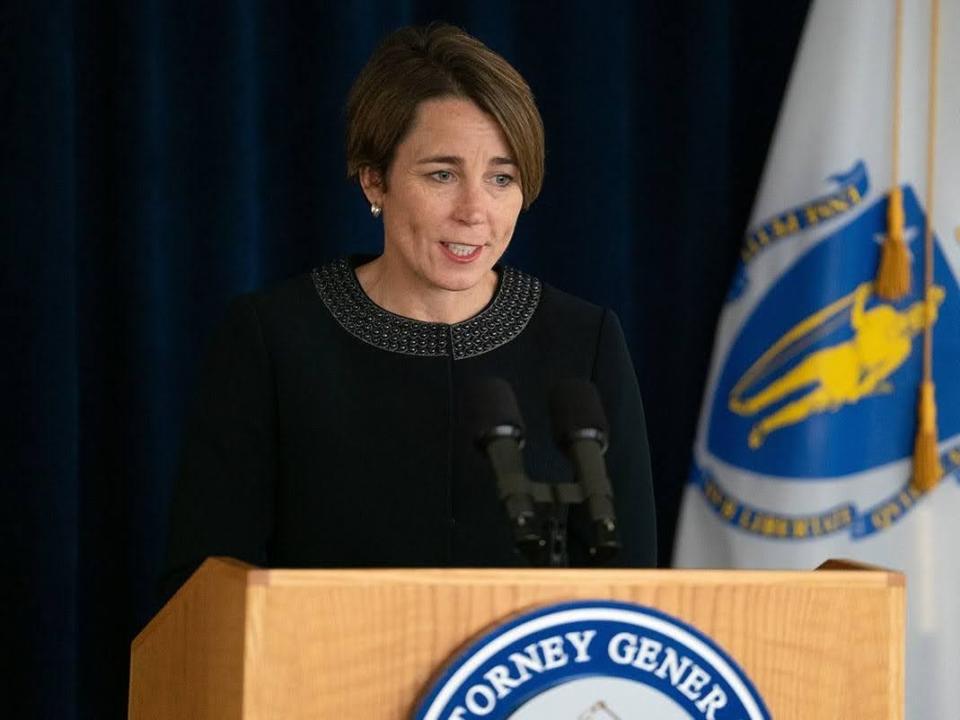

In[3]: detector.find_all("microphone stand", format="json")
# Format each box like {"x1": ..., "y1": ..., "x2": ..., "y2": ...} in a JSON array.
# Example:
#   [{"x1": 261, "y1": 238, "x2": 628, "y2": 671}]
[{"x1": 502, "y1": 477, "x2": 618, "y2": 567}]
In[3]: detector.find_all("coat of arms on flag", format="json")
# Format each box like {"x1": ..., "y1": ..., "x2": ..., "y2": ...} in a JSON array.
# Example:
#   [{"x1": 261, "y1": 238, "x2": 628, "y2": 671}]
[{"x1": 693, "y1": 170, "x2": 960, "y2": 541}]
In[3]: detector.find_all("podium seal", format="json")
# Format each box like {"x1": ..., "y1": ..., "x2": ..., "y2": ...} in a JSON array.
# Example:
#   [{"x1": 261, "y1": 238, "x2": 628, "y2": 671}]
[{"x1": 414, "y1": 600, "x2": 770, "y2": 720}]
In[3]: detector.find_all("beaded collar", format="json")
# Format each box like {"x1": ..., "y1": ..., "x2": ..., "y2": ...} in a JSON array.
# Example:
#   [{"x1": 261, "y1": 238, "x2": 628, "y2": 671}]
[{"x1": 311, "y1": 257, "x2": 541, "y2": 359}]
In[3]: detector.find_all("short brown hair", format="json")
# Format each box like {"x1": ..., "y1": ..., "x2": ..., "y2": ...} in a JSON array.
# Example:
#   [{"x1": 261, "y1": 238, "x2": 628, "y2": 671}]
[{"x1": 346, "y1": 24, "x2": 545, "y2": 209}]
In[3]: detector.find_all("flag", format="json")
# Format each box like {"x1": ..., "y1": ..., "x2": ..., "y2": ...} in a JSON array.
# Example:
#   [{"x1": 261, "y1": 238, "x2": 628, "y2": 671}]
[{"x1": 673, "y1": 1, "x2": 960, "y2": 716}]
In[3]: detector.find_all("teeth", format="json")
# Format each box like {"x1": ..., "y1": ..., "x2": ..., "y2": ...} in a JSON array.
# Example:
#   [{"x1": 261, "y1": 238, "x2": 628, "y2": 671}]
[{"x1": 445, "y1": 243, "x2": 479, "y2": 257}]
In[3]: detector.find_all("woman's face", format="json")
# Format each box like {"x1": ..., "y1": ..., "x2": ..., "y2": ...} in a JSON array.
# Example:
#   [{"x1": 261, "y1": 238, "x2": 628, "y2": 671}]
[{"x1": 363, "y1": 97, "x2": 524, "y2": 295}]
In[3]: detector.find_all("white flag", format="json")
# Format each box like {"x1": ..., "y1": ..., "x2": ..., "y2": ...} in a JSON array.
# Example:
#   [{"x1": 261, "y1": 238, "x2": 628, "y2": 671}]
[{"x1": 673, "y1": 1, "x2": 960, "y2": 717}]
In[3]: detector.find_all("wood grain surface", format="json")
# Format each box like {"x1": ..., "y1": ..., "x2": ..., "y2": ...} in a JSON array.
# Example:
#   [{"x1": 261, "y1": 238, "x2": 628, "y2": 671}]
[{"x1": 130, "y1": 560, "x2": 904, "y2": 719}]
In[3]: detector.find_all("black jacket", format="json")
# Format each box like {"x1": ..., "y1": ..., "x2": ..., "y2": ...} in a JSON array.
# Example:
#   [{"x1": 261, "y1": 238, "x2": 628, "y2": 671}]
[{"x1": 163, "y1": 258, "x2": 656, "y2": 597}]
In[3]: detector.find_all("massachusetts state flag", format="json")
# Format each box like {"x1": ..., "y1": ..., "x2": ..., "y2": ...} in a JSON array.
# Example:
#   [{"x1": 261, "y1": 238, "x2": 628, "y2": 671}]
[{"x1": 673, "y1": 1, "x2": 960, "y2": 717}]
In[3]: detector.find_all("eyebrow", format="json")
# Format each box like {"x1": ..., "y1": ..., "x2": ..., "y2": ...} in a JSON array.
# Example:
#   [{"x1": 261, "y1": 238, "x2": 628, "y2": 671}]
[{"x1": 415, "y1": 155, "x2": 517, "y2": 166}]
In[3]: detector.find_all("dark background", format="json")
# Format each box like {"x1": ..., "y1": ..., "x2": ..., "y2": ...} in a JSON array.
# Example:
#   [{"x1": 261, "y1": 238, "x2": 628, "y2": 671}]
[{"x1": 1, "y1": 1, "x2": 809, "y2": 717}]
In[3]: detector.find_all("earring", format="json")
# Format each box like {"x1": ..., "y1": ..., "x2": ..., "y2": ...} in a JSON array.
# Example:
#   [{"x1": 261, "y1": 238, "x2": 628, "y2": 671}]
[{"x1": 370, "y1": 202, "x2": 382, "y2": 218}]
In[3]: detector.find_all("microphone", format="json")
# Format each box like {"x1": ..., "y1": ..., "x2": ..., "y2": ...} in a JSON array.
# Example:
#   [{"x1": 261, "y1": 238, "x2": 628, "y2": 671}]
[
  {"x1": 550, "y1": 379, "x2": 621, "y2": 561},
  {"x1": 463, "y1": 378, "x2": 543, "y2": 552}
]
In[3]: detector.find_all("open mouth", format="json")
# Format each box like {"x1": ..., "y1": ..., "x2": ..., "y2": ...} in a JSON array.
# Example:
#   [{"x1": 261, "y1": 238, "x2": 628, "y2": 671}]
[{"x1": 441, "y1": 242, "x2": 483, "y2": 261}]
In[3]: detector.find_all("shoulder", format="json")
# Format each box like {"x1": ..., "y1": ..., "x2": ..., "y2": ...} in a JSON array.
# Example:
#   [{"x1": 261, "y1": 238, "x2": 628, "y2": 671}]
[
  {"x1": 506, "y1": 270, "x2": 631, "y2": 375},
  {"x1": 527, "y1": 274, "x2": 622, "y2": 341},
  {"x1": 536, "y1": 279, "x2": 605, "y2": 321},
  {"x1": 223, "y1": 270, "x2": 330, "y2": 339},
  {"x1": 241, "y1": 272, "x2": 318, "y2": 318},
  {"x1": 198, "y1": 271, "x2": 335, "y2": 366}
]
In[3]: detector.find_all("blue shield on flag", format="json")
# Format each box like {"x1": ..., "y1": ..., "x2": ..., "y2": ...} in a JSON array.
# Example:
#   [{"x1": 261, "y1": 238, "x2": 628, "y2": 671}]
[{"x1": 707, "y1": 185, "x2": 960, "y2": 479}]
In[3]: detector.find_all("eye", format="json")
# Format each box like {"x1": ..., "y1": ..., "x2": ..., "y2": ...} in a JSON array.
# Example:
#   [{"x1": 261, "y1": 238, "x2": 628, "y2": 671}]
[
  {"x1": 430, "y1": 170, "x2": 454, "y2": 183},
  {"x1": 491, "y1": 174, "x2": 514, "y2": 187}
]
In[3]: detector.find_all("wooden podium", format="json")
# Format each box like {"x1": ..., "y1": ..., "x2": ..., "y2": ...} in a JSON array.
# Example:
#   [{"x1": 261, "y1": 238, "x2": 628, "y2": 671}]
[{"x1": 129, "y1": 558, "x2": 903, "y2": 719}]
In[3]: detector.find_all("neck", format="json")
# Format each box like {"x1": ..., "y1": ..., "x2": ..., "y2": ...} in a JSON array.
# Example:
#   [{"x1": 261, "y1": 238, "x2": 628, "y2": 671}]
[{"x1": 355, "y1": 255, "x2": 498, "y2": 324}]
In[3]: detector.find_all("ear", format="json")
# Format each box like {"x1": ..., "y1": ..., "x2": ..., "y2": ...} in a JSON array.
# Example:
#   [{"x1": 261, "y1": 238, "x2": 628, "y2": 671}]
[{"x1": 359, "y1": 167, "x2": 385, "y2": 206}]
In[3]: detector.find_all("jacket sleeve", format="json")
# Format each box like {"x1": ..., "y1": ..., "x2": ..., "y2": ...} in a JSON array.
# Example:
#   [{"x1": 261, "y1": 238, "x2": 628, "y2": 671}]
[
  {"x1": 160, "y1": 296, "x2": 276, "y2": 600},
  {"x1": 591, "y1": 309, "x2": 657, "y2": 567}
]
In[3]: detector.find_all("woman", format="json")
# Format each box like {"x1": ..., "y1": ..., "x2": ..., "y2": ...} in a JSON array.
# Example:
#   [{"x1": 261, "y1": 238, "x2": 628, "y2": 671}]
[{"x1": 163, "y1": 24, "x2": 655, "y2": 595}]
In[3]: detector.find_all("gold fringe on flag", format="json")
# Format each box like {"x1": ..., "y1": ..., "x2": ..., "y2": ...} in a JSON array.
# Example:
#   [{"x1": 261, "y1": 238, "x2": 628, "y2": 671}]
[
  {"x1": 913, "y1": 380, "x2": 942, "y2": 492},
  {"x1": 876, "y1": 187, "x2": 911, "y2": 299},
  {"x1": 875, "y1": 0, "x2": 910, "y2": 300},
  {"x1": 912, "y1": 0, "x2": 942, "y2": 493}
]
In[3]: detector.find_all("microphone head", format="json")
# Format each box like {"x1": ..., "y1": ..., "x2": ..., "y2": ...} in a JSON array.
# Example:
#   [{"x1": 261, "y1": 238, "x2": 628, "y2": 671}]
[
  {"x1": 550, "y1": 379, "x2": 609, "y2": 450},
  {"x1": 462, "y1": 377, "x2": 526, "y2": 446}
]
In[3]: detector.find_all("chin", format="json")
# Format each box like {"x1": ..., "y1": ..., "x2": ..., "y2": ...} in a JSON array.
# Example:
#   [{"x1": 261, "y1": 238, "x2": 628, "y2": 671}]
[
  {"x1": 430, "y1": 272, "x2": 486, "y2": 293},
  {"x1": 426, "y1": 264, "x2": 494, "y2": 293}
]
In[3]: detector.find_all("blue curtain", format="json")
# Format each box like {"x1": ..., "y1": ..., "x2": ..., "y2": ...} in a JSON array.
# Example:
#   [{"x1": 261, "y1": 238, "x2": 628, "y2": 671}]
[{"x1": 1, "y1": 1, "x2": 808, "y2": 716}]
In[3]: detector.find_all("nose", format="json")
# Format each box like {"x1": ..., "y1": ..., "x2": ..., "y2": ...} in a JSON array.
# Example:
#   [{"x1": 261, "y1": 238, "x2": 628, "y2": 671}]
[{"x1": 453, "y1": 180, "x2": 486, "y2": 226}]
